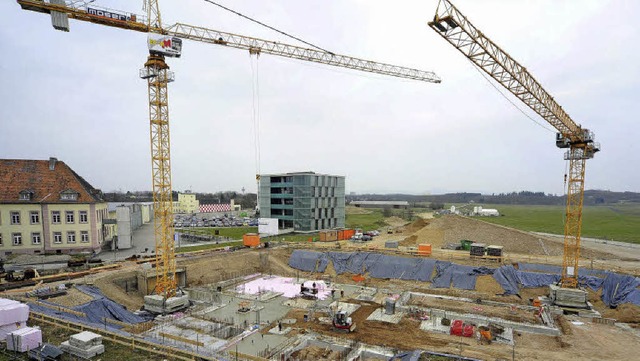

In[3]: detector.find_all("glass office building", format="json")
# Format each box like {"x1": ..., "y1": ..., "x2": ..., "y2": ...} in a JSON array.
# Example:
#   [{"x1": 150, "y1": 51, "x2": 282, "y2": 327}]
[{"x1": 258, "y1": 172, "x2": 345, "y2": 232}]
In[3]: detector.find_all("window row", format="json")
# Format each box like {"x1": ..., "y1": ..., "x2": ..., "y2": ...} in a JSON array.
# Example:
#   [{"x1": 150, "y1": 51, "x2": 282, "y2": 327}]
[
  {"x1": 5, "y1": 210, "x2": 89, "y2": 225},
  {"x1": 0, "y1": 231, "x2": 90, "y2": 246}
]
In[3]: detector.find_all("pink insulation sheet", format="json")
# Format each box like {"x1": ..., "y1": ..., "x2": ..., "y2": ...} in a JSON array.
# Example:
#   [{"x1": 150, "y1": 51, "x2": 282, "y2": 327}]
[
  {"x1": 0, "y1": 322, "x2": 26, "y2": 341},
  {"x1": 0, "y1": 302, "x2": 29, "y2": 326},
  {"x1": 236, "y1": 276, "x2": 331, "y2": 300},
  {"x1": 7, "y1": 327, "x2": 42, "y2": 352}
]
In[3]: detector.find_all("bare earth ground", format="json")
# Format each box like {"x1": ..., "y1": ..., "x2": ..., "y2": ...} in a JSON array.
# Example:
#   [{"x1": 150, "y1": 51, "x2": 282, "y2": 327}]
[{"x1": 41, "y1": 213, "x2": 640, "y2": 360}]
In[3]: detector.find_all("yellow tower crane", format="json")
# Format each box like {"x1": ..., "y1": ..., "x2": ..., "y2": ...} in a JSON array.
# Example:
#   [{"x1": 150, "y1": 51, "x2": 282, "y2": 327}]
[
  {"x1": 16, "y1": 0, "x2": 441, "y2": 312},
  {"x1": 428, "y1": 1, "x2": 600, "y2": 299}
]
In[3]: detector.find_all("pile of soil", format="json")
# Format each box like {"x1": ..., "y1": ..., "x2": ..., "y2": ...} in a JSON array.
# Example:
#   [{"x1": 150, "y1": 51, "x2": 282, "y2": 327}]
[
  {"x1": 44, "y1": 287, "x2": 94, "y2": 308},
  {"x1": 289, "y1": 346, "x2": 344, "y2": 360}
]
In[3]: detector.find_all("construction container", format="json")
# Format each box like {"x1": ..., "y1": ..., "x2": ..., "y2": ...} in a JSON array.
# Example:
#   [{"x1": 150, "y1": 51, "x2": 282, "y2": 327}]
[
  {"x1": 343, "y1": 229, "x2": 355, "y2": 240},
  {"x1": 470, "y1": 243, "x2": 486, "y2": 256},
  {"x1": 385, "y1": 298, "x2": 396, "y2": 315},
  {"x1": 418, "y1": 243, "x2": 432, "y2": 256},
  {"x1": 319, "y1": 230, "x2": 338, "y2": 242},
  {"x1": 460, "y1": 240, "x2": 473, "y2": 251},
  {"x1": 486, "y1": 245, "x2": 503, "y2": 257},
  {"x1": 242, "y1": 233, "x2": 260, "y2": 248},
  {"x1": 385, "y1": 241, "x2": 398, "y2": 249},
  {"x1": 337, "y1": 230, "x2": 345, "y2": 241}
]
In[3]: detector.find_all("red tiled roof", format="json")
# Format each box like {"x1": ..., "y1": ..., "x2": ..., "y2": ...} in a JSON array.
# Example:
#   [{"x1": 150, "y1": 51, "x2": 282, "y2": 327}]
[{"x1": 0, "y1": 158, "x2": 103, "y2": 204}]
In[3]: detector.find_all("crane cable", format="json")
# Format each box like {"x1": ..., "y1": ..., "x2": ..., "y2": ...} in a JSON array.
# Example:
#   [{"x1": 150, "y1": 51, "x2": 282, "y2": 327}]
[
  {"x1": 250, "y1": 52, "x2": 262, "y2": 195},
  {"x1": 469, "y1": 62, "x2": 555, "y2": 134},
  {"x1": 202, "y1": 0, "x2": 332, "y2": 53}
]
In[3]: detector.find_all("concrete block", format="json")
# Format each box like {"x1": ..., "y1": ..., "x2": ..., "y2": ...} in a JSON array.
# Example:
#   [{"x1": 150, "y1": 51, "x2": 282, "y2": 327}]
[
  {"x1": 69, "y1": 331, "x2": 102, "y2": 349},
  {"x1": 61, "y1": 341, "x2": 105, "y2": 358},
  {"x1": 144, "y1": 294, "x2": 190, "y2": 314}
]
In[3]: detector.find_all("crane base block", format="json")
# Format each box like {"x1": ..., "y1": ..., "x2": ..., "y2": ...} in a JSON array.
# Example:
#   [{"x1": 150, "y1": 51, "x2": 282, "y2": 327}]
[
  {"x1": 143, "y1": 294, "x2": 190, "y2": 314},
  {"x1": 549, "y1": 284, "x2": 588, "y2": 309}
]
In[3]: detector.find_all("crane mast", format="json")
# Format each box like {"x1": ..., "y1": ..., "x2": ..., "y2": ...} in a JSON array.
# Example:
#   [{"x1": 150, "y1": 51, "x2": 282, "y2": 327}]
[
  {"x1": 428, "y1": 0, "x2": 600, "y2": 288},
  {"x1": 16, "y1": 0, "x2": 441, "y2": 305}
]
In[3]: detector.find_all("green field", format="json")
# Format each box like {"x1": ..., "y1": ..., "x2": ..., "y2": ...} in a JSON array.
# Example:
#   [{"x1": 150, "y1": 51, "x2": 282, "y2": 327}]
[
  {"x1": 345, "y1": 209, "x2": 388, "y2": 230},
  {"x1": 475, "y1": 203, "x2": 640, "y2": 244}
]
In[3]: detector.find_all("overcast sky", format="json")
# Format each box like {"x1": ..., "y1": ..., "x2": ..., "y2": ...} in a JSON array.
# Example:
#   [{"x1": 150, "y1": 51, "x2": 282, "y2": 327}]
[{"x1": 1, "y1": 0, "x2": 638, "y2": 195}]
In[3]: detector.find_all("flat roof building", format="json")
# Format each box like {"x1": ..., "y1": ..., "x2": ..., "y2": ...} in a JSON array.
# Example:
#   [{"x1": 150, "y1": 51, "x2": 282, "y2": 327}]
[{"x1": 258, "y1": 172, "x2": 345, "y2": 232}]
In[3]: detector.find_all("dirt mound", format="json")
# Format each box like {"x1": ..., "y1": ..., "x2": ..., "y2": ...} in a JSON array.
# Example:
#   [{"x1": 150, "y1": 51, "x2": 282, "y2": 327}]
[
  {"x1": 400, "y1": 235, "x2": 418, "y2": 247},
  {"x1": 290, "y1": 346, "x2": 343, "y2": 360},
  {"x1": 407, "y1": 218, "x2": 428, "y2": 232},
  {"x1": 475, "y1": 275, "x2": 505, "y2": 295}
]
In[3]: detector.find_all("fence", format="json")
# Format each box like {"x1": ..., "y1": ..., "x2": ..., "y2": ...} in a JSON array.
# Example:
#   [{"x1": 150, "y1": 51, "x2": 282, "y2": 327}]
[{"x1": 29, "y1": 311, "x2": 219, "y2": 361}]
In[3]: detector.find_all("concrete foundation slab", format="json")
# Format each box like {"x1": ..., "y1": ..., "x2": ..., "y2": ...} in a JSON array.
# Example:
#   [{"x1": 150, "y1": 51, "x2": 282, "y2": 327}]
[
  {"x1": 367, "y1": 308, "x2": 404, "y2": 324},
  {"x1": 268, "y1": 326, "x2": 291, "y2": 335},
  {"x1": 328, "y1": 302, "x2": 360, "y2": 316}
]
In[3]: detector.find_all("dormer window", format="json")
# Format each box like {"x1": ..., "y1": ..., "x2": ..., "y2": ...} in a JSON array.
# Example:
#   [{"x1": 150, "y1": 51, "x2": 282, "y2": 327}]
[
  {"x1": 60, "y1": 190, "x2": 79, "y2": 201},
  {"x1": 19, "y1": 190, "x2": 33, "y2": 201}
]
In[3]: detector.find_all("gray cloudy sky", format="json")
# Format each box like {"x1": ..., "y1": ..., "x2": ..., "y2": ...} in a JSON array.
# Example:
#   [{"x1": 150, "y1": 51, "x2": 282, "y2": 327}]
[{"x1": 1, "y1": 0, "x2": 638, "y2": 195}]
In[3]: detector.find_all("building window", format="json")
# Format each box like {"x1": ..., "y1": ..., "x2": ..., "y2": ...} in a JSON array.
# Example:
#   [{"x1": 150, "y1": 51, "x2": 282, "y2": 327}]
[
  {"x1": 79, "y1": 211, "x2": 88, "y2": 223},
  {"x1": 51, "y1": 211, "x2": 61, "y2": 224},
  {"x1": 12, "y1": 233, "x2": 22, "y2": 246},
  {"x1": 32, "y1": 232, "x2": 41, "y2": 245},
  {"x1": 30, "y1": 211, "x2": 40, "y2": 224},
  {"x1": 19, "y1": 192, "x2": 31, "y2": 201},
  {"x1": 0, "y1": 234, "x2": 3, "y2": 245},
  {"x1": 65, "y1": 211, "x2": 74, "y2": 224},
  {"x1": 53, "y1": 232, "x2": 62, "y2": 244},
  {"x1": 81, "y1": 231, "x2": 89, "y2": 243},
  {"x1": 67, "y1": 231, "x2": 76, "y2": 243},
  {"x1": 10, "y1": 212, "x2": 21, "y2": 225},
  {"x1": 60, "y1": 191, "x2": 78, "y2": 201}
]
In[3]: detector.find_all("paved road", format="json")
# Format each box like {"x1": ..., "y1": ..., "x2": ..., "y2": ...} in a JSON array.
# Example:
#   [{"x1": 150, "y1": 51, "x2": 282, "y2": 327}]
[{"x1": 534, "y1": 232, "x2": 640, "y2": 261}]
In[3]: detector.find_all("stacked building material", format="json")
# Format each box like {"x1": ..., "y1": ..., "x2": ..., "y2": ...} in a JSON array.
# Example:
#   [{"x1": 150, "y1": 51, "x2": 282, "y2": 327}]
[
  {"x1": 60, "y1": 331, "x2": 105, "y2": 359},
  {"x1": 486, "y1": 245, "x2": 503, "y2": 257},
  {"x1": 470, "y1": 243, "x2": 486, "y2": 256},
  {"x1": 7, "y1": 327, "x2": 42, "y2": 352},
  {"x1": 385, "y1": 241, "x2": 398, "y2": 249},
  {"x1": 0, "y1": 298, "x2": 29, "y2": 340}
]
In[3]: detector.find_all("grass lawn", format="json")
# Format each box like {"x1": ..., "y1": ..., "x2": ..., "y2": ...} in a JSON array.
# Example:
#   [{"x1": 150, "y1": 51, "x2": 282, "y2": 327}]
[
  {"x1": 476, "y1": 203, "x2": 640, "y2": 244},
  {"x1": 345, "y1": 209, "x2": 388, "y2": 230}
]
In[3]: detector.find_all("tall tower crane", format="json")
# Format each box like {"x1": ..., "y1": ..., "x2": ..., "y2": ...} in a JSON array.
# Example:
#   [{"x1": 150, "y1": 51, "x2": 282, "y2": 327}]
[
  {"x1": 428, "y1": 0, "x2": 600, "y2": 292},
  {"x1": 17, "y1": 0, "x2": 441, "y2": 311}
]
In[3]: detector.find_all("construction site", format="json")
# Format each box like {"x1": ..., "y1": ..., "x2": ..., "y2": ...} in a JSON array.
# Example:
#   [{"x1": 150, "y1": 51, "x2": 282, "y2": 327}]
[
  {"x1": 2, "y1": 212, "x2": 640, "y2": 360},
  {"x1": 2, "y1": 0, "x2": 639, "y2": 360}
]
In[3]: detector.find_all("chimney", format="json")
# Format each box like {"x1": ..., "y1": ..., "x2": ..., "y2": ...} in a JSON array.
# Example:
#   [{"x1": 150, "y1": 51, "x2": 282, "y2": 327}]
[{"x1": 49, "y1": 157, "x2": 58, "y2": 170}]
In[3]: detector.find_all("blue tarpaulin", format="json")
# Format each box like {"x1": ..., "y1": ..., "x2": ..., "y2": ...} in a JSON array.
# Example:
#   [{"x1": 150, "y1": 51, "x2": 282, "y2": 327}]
[
  {"x1": 601, "y1": 273, "x2": 640, "y2": 307},
  {"x1": 493, "y1": 265, "x2": 520, "y2": 295}
]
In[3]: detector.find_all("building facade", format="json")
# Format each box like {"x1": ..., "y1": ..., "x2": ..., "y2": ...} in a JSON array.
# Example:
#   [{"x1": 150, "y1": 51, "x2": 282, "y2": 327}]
[
  {"x1": 258, "y1": 172, "x2": 345, "y2": 232},
  {"x1": 0, "y1": 158, "x2": 108, "y2": 256},
  {"x1": 173, "y1": 192, "x2": 199, "y2": 214},
  {"x1": 106, "y1": 202, "x2": 153, "y2": 250}
]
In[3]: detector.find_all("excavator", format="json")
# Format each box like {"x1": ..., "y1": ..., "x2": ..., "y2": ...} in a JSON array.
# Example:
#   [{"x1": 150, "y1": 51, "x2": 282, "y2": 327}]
[{"x1": 330, "y1": 308, "x2": 356, "y2": 333}]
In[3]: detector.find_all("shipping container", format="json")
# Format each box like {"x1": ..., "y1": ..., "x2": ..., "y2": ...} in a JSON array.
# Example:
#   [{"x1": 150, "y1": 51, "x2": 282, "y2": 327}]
[
  {"x1": 319, "y1": 230, "x2": 338, "y2": 242},
  {"x1": 343, "y1": 229, "x2": 355, "y2": 240},
  {"x1": 243, "y1": 233, "x2": 260, "y2": 248}
]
